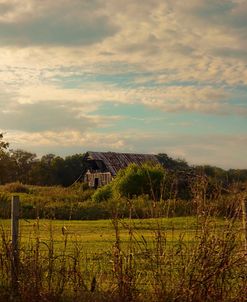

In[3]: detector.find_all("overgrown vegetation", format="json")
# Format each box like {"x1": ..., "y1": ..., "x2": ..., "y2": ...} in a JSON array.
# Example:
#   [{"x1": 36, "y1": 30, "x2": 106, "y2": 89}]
[
  {"x1": 0, "y1": 208, "x2": 246, "y2": 301},
  {"x1": 0, "y1": 133, "x2": 247, "y2": 301},
  {"x1": 0, "y1": 166, "x2": 246, "y2": 220}
]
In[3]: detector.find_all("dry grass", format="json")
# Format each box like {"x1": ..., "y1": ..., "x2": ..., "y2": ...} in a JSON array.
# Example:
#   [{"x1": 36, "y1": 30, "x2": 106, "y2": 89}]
[
  {"x1": 0, "y1": 179, "x2": 246, "y2": 301},
  {"x1": 0, "y1": 213, "x2": 246, "y2": 301}
]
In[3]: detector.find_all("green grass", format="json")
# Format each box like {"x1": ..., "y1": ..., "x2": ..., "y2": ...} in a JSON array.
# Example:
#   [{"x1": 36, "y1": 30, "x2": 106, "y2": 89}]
[
  {"x1": 0, "y1": 216, "x2": 235, "y2": 253},
  {"x1": 0, "y1": 181, "x2": 246, "y2": 300},
  {"x1": 0, "y1": 216, "x2": 246, "y2": 301}
]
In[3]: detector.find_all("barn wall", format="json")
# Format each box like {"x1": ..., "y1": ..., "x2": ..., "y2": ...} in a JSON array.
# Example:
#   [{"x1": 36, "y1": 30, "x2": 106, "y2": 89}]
[{"x1": 84, "y1": 171, "x2": 112, "y2": 188}]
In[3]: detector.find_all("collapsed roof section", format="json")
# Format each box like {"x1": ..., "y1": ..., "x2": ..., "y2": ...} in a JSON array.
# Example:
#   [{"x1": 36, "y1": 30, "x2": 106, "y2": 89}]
[{"x1": 83, "y1": 151, "x2": 160, "y2": 176}]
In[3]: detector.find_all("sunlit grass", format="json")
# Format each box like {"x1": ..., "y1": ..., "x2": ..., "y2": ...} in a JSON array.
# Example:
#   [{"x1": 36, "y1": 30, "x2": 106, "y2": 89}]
[
  {"x1": 0, "y1": 216, "x2": 237, "y2": 253},
  {"x1": 0, "y1": 216, "x2": 245, "y2": 301}
]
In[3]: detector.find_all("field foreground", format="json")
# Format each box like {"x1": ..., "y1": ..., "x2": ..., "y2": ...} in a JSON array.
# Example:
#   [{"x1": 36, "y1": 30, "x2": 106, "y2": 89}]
[{"x1": 0, "y1": 217, "x2": 246, "y2": 301}]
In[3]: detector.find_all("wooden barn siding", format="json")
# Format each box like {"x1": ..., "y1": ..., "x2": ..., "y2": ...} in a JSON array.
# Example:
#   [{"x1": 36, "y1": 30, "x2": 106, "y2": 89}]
[{"x1": 84, "y1": 171, "x2": 112, "y2": 187}]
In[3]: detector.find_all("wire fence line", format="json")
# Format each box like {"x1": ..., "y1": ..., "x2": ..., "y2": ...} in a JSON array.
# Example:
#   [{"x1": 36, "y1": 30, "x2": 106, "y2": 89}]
[{"x1": 0, "y1": 195, "x2": 246, "y2": 301}]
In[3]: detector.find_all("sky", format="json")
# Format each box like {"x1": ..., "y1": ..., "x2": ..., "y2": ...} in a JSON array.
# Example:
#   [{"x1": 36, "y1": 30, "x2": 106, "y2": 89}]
[{"x1": 0, "y1": 0, "x2": 247, "y2": 169}]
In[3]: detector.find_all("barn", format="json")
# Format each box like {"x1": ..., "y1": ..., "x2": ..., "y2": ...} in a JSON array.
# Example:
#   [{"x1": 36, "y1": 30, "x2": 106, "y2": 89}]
[{"x1": 82, "y1": 151, "x2": 159, "y2": 188}]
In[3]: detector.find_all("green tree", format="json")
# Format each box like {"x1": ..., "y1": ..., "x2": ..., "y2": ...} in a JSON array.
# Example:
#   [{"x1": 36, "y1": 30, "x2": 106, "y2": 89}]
[
  {"x1": 62, "y1": 154, "x2": 85, "y2": 186},
  {"x1": 28, "y1": 153, "x2": 84, "y2": 186},
  {"x1": 0, "y1": 133, "x2": 13, "y2": 184},
  {"x1": 30, "y1": 154, "x2": 58, "y2": 186},
  {"x1": 113, "y1": 163, "x2": 166, "y2": 200},
  {"x1": 157, "y1": 153, "x2": 189, "y2": 171},
  {"x1": 10, "y1": 149, "x2": 37, "y2": 183}
]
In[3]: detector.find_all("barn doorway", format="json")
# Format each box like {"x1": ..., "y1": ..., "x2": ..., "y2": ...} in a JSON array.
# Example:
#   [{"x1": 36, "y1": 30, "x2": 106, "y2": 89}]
[{"x1": 94, "y1": 178, "x2": 99, "y2": 189}]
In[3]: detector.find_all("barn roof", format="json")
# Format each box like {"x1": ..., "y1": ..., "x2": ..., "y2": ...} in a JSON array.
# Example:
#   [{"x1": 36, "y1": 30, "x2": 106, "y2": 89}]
[{"x1": 84, "y1": 151, "x2": 160, "y2": 176}]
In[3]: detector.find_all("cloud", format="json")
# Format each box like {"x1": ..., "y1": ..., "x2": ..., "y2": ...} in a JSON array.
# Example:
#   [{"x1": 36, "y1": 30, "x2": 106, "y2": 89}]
[
  {"x1": 119, "y1": 132, "x2": 247, "y2": 169},
  {"x1": 1, "y1": 0, "x2": 247, "y2": 85},
  {"x1": 177, "y1": 0, "x2": 247, "y2": 30},
  {"x1": 171, "y1": 0, "x2": 247, "y2": 60},
  {"x1": 139, "y1": 86, "x2": 232, "y2": 114},
  {"x1": 0, "y1": 101, "x2": 93, "y2": 132},
  {"x1": 211, "y1": 47, "x2": 247, "y2": 62},
  {"x1": 0, "y1": 0, "x2": 247, "y2": 168},
  {"x1": 2, "y1": 79, "x2": 246, "y2": 119},
  {"x1": 0, "y1": 0, "x2": 118, "y2": 46},
  {"x1": 0, "y1": 100, "x2": 122, "y2": 132},
  {"x1": 0, "y1": 2, "x2": 15, "y2": 15},
  {"x1": 0, "y1": 84, "x2": 19, "y2": 113},
  {"x1": 4, "y1": 129, "x2": 129, "y2": 152},
  {"x1": 104, "y1": 0, "x2": 247, "y2": 82}
]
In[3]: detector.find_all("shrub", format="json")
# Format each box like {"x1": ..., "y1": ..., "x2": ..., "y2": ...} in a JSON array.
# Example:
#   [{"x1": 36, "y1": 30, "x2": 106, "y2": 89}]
[
  {"x1": 92, "y1": 185, "x2": 113, "y2": 203},
  {"x1": 77, "y1": 188, "x2": 95, "y2": 202},
  {"x1": 3, "y1": 182, "x2": 29, "y2": 193},
  {"x1": 113, "y1": 163, "x2": 166, "y2": 200},
  {"x1": 20, "y1": 203, "x2": 37, "y2": 219}
]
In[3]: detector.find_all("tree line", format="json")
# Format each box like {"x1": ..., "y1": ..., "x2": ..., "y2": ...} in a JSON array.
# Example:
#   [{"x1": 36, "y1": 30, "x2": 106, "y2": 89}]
[
  {"x1": 1, "y1": 133, "x2": 247, "y2": 187},
  {"x1": 0, "y1": 133, "x2": 84, "y2": 186}
]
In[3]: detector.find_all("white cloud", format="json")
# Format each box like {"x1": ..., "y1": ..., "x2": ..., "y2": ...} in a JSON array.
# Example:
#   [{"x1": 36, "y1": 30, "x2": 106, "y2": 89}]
[
  {"x1": 0, "y1": 0, "x2": 118, "y2": 46},
  {"x1": 0, "y1": 0, "x2": 246, "y2": 85},
  {"x1": 0, "y1": 0, "x2": 247, "y2": 168},
  {"x1": 1, "y1": 79, "x2": 245, "y2": 123},
  {"x1": 4, "y1": 129, "x2": 129, "y2": 151}
]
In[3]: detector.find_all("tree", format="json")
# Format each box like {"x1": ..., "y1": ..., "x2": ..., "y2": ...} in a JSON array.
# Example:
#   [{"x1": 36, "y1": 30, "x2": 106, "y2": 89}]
[
  {"x1": 29, "y1": 154, "x2": 59, "y2": 186},
  {"x1": 10, "y1": 149, "x2": 37, "y2": 183},
  {"x1": 113, "y1": 163, "x2": 166, "y2": 200},
  {"x1": 157, "y1": 153, "x2": 189, "y2": 171},
  {"x1": 0, "y1": 133, "x2": 9, "y2": 150},
  {"x1": 0, "y1": 133, "x2": 12, "y2": 184},
  {"x1": 62, "y1": 154, "x2": 85, "y2": 186}
]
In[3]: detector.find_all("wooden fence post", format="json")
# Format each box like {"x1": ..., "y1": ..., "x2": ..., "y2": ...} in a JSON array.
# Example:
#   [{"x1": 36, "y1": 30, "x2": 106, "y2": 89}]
[
  {"x1": 241, "y1": 194, "x2": 247, "y2": 253},
  {"x1": 11, "y1": 195, "x2": 20, "y2": 295}
]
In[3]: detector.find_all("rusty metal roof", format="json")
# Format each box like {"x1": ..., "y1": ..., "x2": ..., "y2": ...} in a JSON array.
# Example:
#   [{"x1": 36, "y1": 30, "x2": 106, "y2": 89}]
[{"x1": 84, "y1": 151, "x2": 160, "y2": 176}]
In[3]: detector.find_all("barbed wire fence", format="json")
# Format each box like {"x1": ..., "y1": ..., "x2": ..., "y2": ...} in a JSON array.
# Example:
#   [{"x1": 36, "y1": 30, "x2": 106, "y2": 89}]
[{"x1": 1, "y1": 193, "x2": 246, "y2": 300}]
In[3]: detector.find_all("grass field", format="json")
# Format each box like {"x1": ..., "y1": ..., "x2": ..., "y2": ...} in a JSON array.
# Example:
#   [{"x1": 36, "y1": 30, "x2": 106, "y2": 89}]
[
  {"x1": 0, "y1": 177, "x2": 246, "y2": 300},
  {"x1": 0, "y1": 216, "x2": 229, "y2": 252},
  {"x1": 0, "y1": 216, "x2": 246, "y2": 301}
]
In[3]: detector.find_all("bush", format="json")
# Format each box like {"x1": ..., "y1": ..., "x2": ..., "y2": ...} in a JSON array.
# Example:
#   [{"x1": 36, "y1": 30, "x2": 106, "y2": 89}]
[
  {"x1": 77, "y1": 188, "x2": 95, "y2": 202},
  {"x1": 92, "y1": 185, "x2": 113, "y2": 203},
  {"x1": 20, "y1": 203, "x2": 37, "y2": 219},
  {"x1": 3, "y1": 182, "x2": 29, "y2": 193},
  {"x1": 113, "y1": 163, "x2": 166, "y2": 200}
]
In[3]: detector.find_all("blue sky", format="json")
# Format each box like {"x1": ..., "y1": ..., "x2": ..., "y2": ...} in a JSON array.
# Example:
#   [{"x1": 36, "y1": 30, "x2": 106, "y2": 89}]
[{"x1": 0, "y1": 0, "x2": 246, "y2": 168}]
